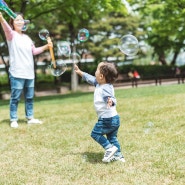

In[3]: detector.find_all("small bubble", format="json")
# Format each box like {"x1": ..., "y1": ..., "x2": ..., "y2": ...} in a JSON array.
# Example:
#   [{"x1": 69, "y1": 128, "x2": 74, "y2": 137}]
[
  {"x1": 82, "y1": 155, "x2": 88, "y2": 162},
  {"x1": 144, "y1": 122, "x2": 154, "y2": 134}
]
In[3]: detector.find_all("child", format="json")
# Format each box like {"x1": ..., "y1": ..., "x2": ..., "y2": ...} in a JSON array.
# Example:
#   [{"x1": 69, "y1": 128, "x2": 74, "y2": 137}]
[{"x1": 74, "y1": 62, "x2": 125, "y2": 163}]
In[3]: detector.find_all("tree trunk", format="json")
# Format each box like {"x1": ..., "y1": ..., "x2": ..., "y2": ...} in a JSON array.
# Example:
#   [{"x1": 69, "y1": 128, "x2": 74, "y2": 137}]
[
  {"x1": 170, "y1": 51, "x2": 179, "y2": 66},
  {"x1": 71, "y1": 44, "x2": 78, "y2": 92},
  {"x1": 158, "y1": 53, "x2": 167, "y2": 65}
]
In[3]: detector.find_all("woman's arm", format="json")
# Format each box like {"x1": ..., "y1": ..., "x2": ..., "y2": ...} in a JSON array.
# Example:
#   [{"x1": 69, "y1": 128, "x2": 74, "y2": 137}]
[
  {"x1": 32, "y1": 41, "x2": 53, "y2": 55},
  {"x1": 0, "y1": 12, "x2": 14, "y2": 41}
]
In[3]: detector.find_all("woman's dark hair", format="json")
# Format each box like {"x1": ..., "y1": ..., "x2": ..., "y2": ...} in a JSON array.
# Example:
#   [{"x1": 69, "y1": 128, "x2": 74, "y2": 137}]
[
  {"x1": 9, "y1": 12, "x2": 24, "y2": 30},
  {"x1": 99, "y1": 62, "x2": 118, "y2": 83}
]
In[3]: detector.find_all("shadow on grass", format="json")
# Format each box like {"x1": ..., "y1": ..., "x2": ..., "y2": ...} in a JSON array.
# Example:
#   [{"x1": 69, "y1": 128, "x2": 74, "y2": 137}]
[
  {"x1": 34, "y1": 91, "x2": 93, "y2": 102},
  {"x1": 1, "y1": 91, "x2": 93, "y2": 105},
  {"x1": 0, "y1": 119, "x2": 9, "y2": 126},
  {"x1": 0, "y1": 119, "x2": 27, "y2": 126},
  {"x1": 81, "y1": 152, "x2": 104, "y2": 164}
]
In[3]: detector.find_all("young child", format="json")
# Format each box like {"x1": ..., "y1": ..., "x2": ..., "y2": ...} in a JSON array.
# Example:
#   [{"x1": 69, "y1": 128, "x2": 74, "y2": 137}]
[{"x1": 74, "y1": 62, "x2": 125, "y2": 163}]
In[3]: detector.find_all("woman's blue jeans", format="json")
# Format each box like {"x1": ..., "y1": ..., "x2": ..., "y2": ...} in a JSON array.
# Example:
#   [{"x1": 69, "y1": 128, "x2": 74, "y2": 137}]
[
  {"x1": 9, "y1": 75, "x2": 34, "y2": 121},
  {"x1": 91, "y1": 115, "x2": 122, "y2": 156}
]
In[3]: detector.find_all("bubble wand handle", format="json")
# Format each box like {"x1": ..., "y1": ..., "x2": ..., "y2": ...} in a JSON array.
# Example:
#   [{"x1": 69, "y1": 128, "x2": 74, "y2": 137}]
[
  {"x1": 0, "y1": 0, "x2": 17, "y2": 19},
  {"x1": 47, "y1": 37, "x2": 56, "y2": 68}
]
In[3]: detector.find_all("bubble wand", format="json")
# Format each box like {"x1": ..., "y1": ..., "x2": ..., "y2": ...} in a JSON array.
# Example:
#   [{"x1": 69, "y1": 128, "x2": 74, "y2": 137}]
[
  {"x1": 47, "y1": 36, "x2": 56, "y2": 68},
  {"x1": 39, "y1": 29, "x2": 56, "y2": 68},
  {"x1": 0, "y1": 0, "x2": 30, "y2": 31},
  {"x1": 0, "y1": 0, "x2": 17, "y2": 19}
]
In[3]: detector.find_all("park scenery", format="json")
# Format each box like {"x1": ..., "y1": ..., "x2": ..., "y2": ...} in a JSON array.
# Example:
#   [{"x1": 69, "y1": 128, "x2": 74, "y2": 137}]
[
  {"x1": 1, "y1": 85, "x2": 185, "y2": 184},
  {"x1": 0, "y1": 0, "x2": 185, "y2": 184}
]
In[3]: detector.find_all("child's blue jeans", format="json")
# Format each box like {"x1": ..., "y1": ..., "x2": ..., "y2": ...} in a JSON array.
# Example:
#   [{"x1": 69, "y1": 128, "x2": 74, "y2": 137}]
[
  {"x1": 9, "y1": 75, "x2": 34, "y2": 121},
  {"x1": 91, "y1": 115, "x2": 122, "y2": 156}
]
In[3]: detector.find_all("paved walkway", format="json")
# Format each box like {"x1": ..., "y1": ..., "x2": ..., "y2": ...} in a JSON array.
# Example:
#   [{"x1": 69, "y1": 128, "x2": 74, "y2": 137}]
[
  {"x1": 34, "y1": 78, "x2": 182, "y2": 97},
  {"x1": 1, "y1": 78, "x2": 182, "y2": 99}
]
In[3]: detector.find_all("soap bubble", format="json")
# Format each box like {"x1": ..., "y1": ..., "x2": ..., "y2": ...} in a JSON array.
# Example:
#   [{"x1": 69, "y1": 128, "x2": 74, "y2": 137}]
[
  {"x1": 57, "y1": 41, "x2": 71, "y2": 57},
  {"x1": 78, "y1": 28, "x2": 89, "y2": 42},
  {"x1": 70, "y1": 52, "x2": 81, "y2": 64},
  {"x1": 119, "y1": 34, "x2": 139, "y2": 56},
  {"x1": 49, "y1": 59, "x2": 67, "y2": 77},
  {"x1": 39, "y1": 29, "x2": 49, "y2": 41}
]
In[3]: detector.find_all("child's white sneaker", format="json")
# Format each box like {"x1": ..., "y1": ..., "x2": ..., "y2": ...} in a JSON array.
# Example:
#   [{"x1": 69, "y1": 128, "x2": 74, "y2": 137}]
[
  {"x1": 108, "y1": 155, "x2": 126, "y2": 163},
  {"x1": 10, "y1": 121, "x2": 19, "y2": 128},
  {"x1": 27, "y1": 118, "x2": 42, "y2": 124},
  {"x1": 102, "y1": 145, "x2": 118, "y2": 162}
]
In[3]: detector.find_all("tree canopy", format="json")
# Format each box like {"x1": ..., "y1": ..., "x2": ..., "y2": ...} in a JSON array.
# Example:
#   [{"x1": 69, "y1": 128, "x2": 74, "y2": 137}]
[
  {"x1": 0, "y1": 0, "x2": 128, "y2": 61},
  {"x1": 128, "y1": 0, "x2": 185, "y2": 65},
  {"x1": 1, "y1": 0, "x2": 185, "y2": 66}
]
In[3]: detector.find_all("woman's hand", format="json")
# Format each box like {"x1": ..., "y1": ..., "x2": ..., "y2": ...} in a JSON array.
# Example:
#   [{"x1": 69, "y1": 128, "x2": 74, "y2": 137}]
[
  {"x1": 47, "y1": 40, "x2": 53, "y2": 49},
  {"x1": 46, "y1": 37, "x2": 53, "y2": 49},
  {"x1": 0, "y1": 12, "x2": 5, "y2": 23}
]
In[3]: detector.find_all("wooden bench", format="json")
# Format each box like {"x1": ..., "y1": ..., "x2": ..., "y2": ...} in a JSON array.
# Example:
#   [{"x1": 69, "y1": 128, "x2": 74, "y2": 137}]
[{"x1": 116, "y1": 74, "x2": 130, "y2": 83}]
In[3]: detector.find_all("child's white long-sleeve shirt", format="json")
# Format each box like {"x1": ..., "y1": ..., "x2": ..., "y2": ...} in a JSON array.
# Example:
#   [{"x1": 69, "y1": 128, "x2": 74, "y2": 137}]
[{"x1": 82, "y1": 72, "x2": 118, "y2": 118}]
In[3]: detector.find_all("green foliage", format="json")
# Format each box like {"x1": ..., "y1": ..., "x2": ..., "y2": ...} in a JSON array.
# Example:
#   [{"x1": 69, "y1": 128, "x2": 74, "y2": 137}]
[
  {"x1": 36, "y1": 73, "x2": 54, "y2": 83},
  {"x1": 116, "y1": 64, "x2": 178, "y2": 79},
  {"x1": 0, "y1": 74, "x2": 9, "y2": 93},
  {"x1": 88, "y1": 12, "x2": 142, "y2": 61},
  {"x1": 0, "y1": 73, "x2": 8, "y2": 85},
  {"x1": 127, "y1": 0, "x2": 185, "y2": 65},
  {"x1": 1, "y1": 0, "x2": 185, "y2": 67},
  {"x1": 24, "y1": 0, "x2": 127, "y2": 41}
]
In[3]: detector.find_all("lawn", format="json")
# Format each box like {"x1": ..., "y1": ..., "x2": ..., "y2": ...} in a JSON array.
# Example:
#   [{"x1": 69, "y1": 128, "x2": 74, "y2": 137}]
[{"x1": 0, "y1": 84, "x2": 185, "y2": 185}]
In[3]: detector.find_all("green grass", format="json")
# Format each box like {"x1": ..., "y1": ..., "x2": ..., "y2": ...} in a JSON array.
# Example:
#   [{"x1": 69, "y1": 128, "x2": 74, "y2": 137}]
[{"x1": 0, "y1": 84, "x2": 185, "y2": 185}]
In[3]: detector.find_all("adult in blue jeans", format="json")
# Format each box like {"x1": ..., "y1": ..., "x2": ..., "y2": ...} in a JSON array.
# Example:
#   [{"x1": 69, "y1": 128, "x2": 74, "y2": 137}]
[
  {"x1": 74, "y1": 62, "x2": 125, "y2": 163},
  {"x1": 0, "y1": 12, "x2": 52, "y2": 128}
]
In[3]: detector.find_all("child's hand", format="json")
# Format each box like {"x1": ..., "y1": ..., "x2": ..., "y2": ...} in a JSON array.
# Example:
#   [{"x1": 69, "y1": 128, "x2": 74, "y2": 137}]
[
  {"x1": 74, "y1": 64, "x2": 79, "y2": 72},
  {"x1": 74, "y1": 64, "x2": 83, "y2": 77},
  {"x1": 107, "y1": 97, "x2": 113, "y2": 108}
]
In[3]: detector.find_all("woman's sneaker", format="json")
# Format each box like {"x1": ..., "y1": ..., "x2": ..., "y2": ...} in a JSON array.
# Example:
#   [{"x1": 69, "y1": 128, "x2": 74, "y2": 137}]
[
  {"x1": 27, "y1": 118, "x2": 42, "y2": 124},
  {"x1": 108, "y1": 155, "x2": 126, "y2": 163},
  {"x1": 102, "y1": 145, "x2": 118, "y2": 162},
  {"x1": 10, "y1": 121, "x2": 19, "y2": 128}
]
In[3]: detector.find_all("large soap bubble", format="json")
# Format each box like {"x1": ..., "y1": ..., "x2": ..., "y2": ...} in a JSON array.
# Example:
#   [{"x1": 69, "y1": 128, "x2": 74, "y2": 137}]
[
  {"x1": 57, "y1": 41, "x2": 71, "y2": 57},
  {"x1": 119, "y1": 34, "x2": 139, "y2": 56},
  {"x1": 49, "y1": 59, "x2": 67, "y2": 77}
]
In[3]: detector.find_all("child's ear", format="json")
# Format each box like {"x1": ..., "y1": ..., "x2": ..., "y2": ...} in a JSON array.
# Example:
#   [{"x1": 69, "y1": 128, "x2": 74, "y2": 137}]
[{"x1": 100, "y1": 74, "x2": 104, "y2": 79}]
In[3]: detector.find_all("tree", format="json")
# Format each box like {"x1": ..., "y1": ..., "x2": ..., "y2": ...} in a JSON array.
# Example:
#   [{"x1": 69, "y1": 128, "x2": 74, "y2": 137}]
[
  {"x1": 27, "y1": 0, "x2": 127, "y2": 91},
  {"x1": 87, "y1": 12, "x2": 142, "y2": 64},
  {"x1": 0, "y1": 0, "x2": 128, "y2": 91},
  {"x1": 127, "y1": 0, "x2": 185, "y2": 65}
]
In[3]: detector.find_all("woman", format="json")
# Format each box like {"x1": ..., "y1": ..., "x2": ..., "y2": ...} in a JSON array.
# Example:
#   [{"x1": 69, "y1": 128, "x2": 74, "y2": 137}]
[{"x1": 0, "y1": 12, "x2": 52, "y2": 128}]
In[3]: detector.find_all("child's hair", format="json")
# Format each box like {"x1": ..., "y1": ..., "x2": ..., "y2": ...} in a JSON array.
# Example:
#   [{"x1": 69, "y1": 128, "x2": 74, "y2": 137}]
[
  {"x1": 9, "y1": 12, "x2": 24, "y2": 30},
  {"x1": 99, "y1": 61, "x2": 118, "y2": 83}
]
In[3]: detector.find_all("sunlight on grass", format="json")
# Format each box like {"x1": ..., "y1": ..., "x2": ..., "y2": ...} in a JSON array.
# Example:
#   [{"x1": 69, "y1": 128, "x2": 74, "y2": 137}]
[{"x1": 0, "y1": 84, "x2": 185, "y2": 184}]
